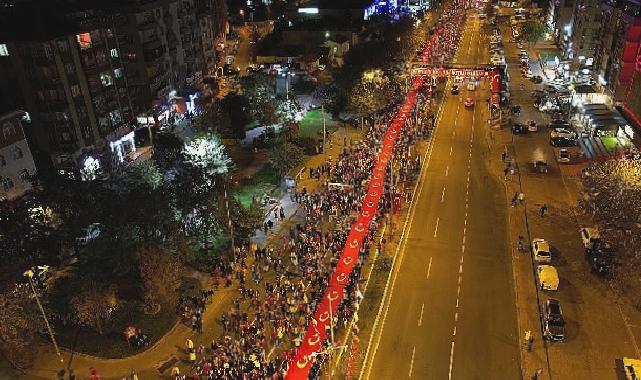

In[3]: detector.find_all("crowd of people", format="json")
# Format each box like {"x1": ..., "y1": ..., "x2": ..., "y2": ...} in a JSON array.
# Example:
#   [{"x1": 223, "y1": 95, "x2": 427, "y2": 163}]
[{"x1": 163, "y1": 8, "x2": 466, "y2": 380}]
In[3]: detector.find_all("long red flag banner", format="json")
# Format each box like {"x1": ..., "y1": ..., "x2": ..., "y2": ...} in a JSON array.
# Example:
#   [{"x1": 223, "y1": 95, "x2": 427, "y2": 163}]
[{"x1": 285, "y1": 13, "x2": 457, "y2": 379}]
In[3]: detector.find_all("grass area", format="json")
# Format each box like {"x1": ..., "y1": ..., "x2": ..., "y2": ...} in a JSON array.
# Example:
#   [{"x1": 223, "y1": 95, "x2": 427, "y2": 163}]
[
  {"x1": 298, "y1": 109, "x2": 338, "y2": 139},
  {"x1": 234, "y1": 164, "x2": 281, "y2": 208},
  {"x1": 601, "y1": 136, "x2": 619, "y2": 152},
  {"x1": 54, "y1": 277, "x2": 200, "y2": 358}
]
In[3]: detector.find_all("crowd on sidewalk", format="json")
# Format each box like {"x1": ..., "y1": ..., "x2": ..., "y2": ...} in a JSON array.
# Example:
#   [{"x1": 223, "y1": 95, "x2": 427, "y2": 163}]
[{"x1": 165, "y1": 81, "x2": 435, "y2": 379}]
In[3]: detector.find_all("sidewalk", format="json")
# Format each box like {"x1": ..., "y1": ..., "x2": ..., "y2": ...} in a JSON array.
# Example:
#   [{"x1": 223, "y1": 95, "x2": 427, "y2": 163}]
[
  {"x1": 492, "y1": 21, "x2": 641, "y2": 380},
  {"x1": 23, "y1": 124, "x2": 364, "y2": 380}
]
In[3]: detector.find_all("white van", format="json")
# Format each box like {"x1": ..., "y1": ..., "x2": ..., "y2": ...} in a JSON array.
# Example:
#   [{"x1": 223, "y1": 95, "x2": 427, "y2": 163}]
[{"x1": 537, "y1": 265, "x2": 559, "y2": 291}]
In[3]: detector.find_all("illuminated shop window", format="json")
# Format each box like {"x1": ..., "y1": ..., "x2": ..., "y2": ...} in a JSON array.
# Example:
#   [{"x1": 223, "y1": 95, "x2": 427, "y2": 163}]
[{"x1": 0, "y1": 44, "x2": 8, "y2": 56}]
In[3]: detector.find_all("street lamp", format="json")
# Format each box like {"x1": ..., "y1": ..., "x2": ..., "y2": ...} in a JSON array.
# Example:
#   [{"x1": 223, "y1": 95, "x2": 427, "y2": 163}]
[{"x1": 24, "y1": 269, "x2": 64, "y2": 363}]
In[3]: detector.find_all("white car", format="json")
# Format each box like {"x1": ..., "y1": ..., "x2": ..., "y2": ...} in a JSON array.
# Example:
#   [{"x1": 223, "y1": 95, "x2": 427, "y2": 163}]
[
  {"x1": 490, "y1": 56, "x2": 504, "y2": 65},
  {"x1": 522, "y1": 69, "x2": 533, "y2": 78},
  {"x1": 550, "y1": 129, "x2": 577, "y2": 139},
  {"x1": 532, "y1": 238, "x2": 552, "y2": 263},
  {"x1": 580, "y1": 227, "x2": 601, "y2": 250}
]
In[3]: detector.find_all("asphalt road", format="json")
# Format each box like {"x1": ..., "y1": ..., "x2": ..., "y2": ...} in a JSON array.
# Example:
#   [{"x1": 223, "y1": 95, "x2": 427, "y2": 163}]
[{"x1": 362, "y1": 14, "x2": 520, "y2": 380}]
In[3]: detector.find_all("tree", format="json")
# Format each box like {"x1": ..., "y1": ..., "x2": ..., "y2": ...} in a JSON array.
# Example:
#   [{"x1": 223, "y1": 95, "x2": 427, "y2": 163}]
[
  {"x1": 520, "y1": 20, "x2": 549, "y2": 46},
  {"x1": 183, "y1": 133, "x2": 232, "y2": 180},
  {"x1": 71, "y1": 281, "x2": 117, "y2": 335},
  {"x1": 269, "y1": 139, "x2": 305, "y2": 176},
  {"x1": 0, "y1": 286, "x2": 43, "y2": 370},
  {"x1": 153, "y1": 132, "x2": 184, "y2": 171},
  {"x1": 221, "y1": 93, "x2": 252, "y2": 139},
  {"x1": 195, "y1": 102, "x2": 232, "y2": 136},
  {"x1": 138, "y1": 246, "x2": 183, "y2": 311},
  {"x1": 241, "y1": 73, "x2": 279, "y2": 125}
]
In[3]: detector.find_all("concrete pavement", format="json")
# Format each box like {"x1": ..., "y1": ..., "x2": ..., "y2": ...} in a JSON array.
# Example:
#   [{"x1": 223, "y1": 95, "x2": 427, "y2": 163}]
[{"x1": 361, "y1": 14, "x2": 520, "y2": 380}]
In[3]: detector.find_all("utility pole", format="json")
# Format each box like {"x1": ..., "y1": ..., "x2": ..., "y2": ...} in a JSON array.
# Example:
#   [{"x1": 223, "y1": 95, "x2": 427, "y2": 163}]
[
  {"x1": 223, "y1": 175, "x2": 236, "y2": 254},
  {"x1": 24, "y1": 270, "x2": 63, "y2": 364}
]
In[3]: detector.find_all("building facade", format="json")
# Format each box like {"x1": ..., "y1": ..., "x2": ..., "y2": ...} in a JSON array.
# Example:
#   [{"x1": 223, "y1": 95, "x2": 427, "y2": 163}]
[
  {"x1": 0, "y1": 110, "x2": 37, "y2": 201},
  {"x1": 0, "y1": 0, "x2": 226, "y2": 171},
  {"x1": 566, "y1": 0, "x2": 602, "y2": 64},
  {"x1": 594, "y1": 0, "x2": 641, "y2": 103}
]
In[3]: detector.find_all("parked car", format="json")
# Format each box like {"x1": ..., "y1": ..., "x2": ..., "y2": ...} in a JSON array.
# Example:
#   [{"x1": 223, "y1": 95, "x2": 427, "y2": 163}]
[
  {"x1": 538, "y1": 265, "x2": 559, "y2": 291},
  {"x1": 580, "y1": 227, "x2": 601, "y2": 250},
  {"x1": 586, "y1": 250, "x2": 611, "y2": 275},
  {"x1": 544, "y1": 299, "x2": 566, "y2": 341},
  {"x1": 531, "y1": 75, "x2": 544, "y2": 84},
  {"x1": 451, "y1": 85, "x2": 460, "y2": 95},
  {"x1": 522, "y1": 69, "x2": 533, "y2": 78},
  {"x1": 550, "y1": 137, "x2": 576, "y2": 147},
  {"x1": 550, "y1": 129, "x2": 577, "y2": 140},
  {"x1": 557, "y1": 149, "x2": 571, "y2": 163},
  {"x1": 532, "y1": 238, "x2": 552, "y2": 262},
  {"x1": 464, "y1": 97, "x2": 475, "y2": 107}
]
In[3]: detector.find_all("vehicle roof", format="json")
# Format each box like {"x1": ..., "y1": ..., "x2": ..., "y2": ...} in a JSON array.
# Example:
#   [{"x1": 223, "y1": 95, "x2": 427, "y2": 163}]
[
  {"x1": 583, "y1": 227, "x2": 600, "y2": 236},
  {"x1": 535, "y1": 240, "x2": 550, "y2": 251}
]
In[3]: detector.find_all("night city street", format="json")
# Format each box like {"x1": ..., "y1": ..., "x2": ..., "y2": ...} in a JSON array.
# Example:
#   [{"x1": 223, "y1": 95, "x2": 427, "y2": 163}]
[{"x1": 2, "y1": 0, "x2": 641, "y2": 379}]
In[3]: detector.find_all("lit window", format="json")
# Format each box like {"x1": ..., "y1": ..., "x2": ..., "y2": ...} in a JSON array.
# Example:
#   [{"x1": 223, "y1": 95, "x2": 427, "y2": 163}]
[
  {"x1": 0, "y1": 44, "x2": 8, "y2": 56},
  {"x1": 76, "y1": 33, "x2": 92, "y2": 49},
  {"x1": 110, "y1": 48, "x2": 119, "y2": 58},
  {"x1": 114, "y1": 68, "x2": 122, "y2": 78}
]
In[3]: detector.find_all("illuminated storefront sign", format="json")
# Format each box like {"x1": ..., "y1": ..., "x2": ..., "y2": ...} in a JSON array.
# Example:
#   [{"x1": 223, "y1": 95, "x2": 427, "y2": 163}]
[{"x1": 410, "y1": 68, "x2": 493, "y2": 77}]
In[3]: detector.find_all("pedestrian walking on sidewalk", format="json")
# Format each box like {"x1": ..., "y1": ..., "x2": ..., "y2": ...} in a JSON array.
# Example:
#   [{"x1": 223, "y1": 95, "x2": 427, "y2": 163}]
[
  {"x1": 518, "y1": 192, "x2": 525, "y2": 205},
  {"x1": 532, "y1": 368, "x2": 543, "y2": 380},
  {"x1": 540, "y1": 203, "x2": 548, "y2": 217},
  {"x1": 518, "y1": 235, "x2": 525, "y2": 252}
]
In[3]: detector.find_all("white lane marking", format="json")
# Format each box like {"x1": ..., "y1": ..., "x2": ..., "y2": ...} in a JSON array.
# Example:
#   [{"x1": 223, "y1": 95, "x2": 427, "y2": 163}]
[
  {"x1": 448, "y1": 341, "x2": 455, "y2": 380},
  {"x1": 441, "y1": 186, "x2": 446, "y2": 203},
  {"x1": 418, "y1": 303, "x2": 425, "y2": 327},
  {"x1": 453, "y1": 326, "x2": 457, "y2": 336},
  {"x1": 409, "y1": 346, "x2": 416, "y2": 377},
  {"x1": 433, "y1": 217, "x2": 440, "y2": 238},
  {"x1": 426, "y1": 257, "x2": 433, "y2": 280},
  {"x1": 450, "y1": 146, "x2": 453, "y2": 156},
  {"x1": 445, "y1": 166, "x2": 449, "y2": 176},
  {"x1": 360, "y1": 65, "x2": 450, "y2": 379}
]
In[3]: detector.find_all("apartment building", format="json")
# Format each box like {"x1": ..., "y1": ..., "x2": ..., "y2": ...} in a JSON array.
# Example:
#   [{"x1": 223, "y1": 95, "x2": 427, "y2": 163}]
[
  {"x1": 594, "y1": 0, "x2": 641, "y2": 102},
  {"x1": 548, "y1": 0, "x2": 575, "y2": 46},
  {"x1": 0, "y1": 110, "x2": 37, "y2": 201},
  {"x1": 0, "y1": 0, "x2": 226, "y2": 172}
]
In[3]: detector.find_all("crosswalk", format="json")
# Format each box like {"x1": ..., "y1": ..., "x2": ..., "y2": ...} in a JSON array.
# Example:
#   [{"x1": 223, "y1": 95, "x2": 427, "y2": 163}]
[{"x1": 578, "y1": 136, "x2": 627, "y2": 160}]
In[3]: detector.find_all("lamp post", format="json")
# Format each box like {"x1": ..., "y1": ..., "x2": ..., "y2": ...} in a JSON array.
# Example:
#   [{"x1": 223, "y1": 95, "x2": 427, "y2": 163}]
[{"x1": 24, "y1": 269, "x2": 63, "y2": 364}]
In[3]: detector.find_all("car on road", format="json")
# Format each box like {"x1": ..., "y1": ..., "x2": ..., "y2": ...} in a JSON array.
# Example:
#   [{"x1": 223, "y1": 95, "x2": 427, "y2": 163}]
[
  {"x1": 527, "y1": 120, "x2": 538, "y2": 132},
  {"x1": 464, "y1": 97, "x2": 475, "y2": 107},
  {"x1": 512, "y1": 123, "x2": 527, "y2": 134},
  {"x1": 530, "y1": 160, "x2": 549, "y2": 174},
  {"x1": 550, "y1": 137, "x2": 577, "y2": 147},
  {"x1": 537, "y1": 265, "x2": 559, "y2": 291},
  {"x1": 522, "y1": 69, "x2": 533, "y2": 78},
  {"x1": 550, "y1": 129, "x2": 577, "y2": 140},
  {"x1": 451, "y1": 85, "x2": 460, "y2": 95},
  {"x1": 544, "y1": 299, "x2": 566, "y2": 341},
  {"x1": 580, "y1": 227, "x2": 601, "y2": 250},
  {"x1": 557, "y1": 149, "x2": 571, "y2": 163},
  {"x1": 490, "y1": 56, "x2": 504, "y2": 65},
  {"x1": 532, "y1": 238, "x2": 552, "y2": 262}
]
